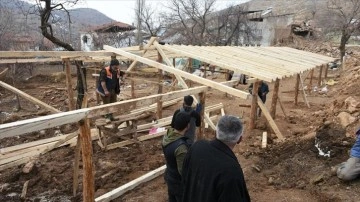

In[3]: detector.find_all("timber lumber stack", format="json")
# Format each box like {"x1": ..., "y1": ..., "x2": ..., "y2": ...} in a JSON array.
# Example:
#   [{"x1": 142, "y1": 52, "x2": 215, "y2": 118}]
[{"x1": 0, "y1": 103, "x2": 224, "y2": 171}]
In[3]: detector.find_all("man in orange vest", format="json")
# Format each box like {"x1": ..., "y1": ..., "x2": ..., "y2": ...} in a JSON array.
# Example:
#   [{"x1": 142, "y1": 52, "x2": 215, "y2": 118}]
[{"x1": 96, "y1": 59, "x2": 125, "y2": 121}]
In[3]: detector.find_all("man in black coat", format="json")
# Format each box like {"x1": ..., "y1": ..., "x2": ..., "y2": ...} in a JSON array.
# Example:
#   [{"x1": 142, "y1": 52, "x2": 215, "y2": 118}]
[{"x1": 182, "y1": 115, "x2": 250, "y2": 202}]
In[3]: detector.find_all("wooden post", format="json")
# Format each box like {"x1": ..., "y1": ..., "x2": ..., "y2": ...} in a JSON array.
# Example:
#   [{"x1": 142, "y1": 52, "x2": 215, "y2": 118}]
[
  {"x1": 308, "y1": 69, "x2": 314, "y2": 94},
  {"x1": 249, "y1": 80, "x2": 259, "y2": 129},
  {"x1": 73, "y1": 135, "x2": 81, "y2": 196},
  {"x1": 131, "y1": 79, "x2": 135, "y2": 98},
  {"x1": 324, "y1": 63, "x2": 329, "y2": 80},
  {"x1": 157, "y1": 52, "x2": 163, "y2": 94},
  {"x1": 277, "y1": 97, "x2": 287, "y2": 118},
  {"x1": 318, "y1": 65, "x2": 323, "y2": 87},
  {"x1": 199, "y1": 92, "x2": 206, "y2": 139},
  {"x1": 78, "y1": 119, "x2": 94, "y2": 202},
  {"x1": 156, "y1": 99, "x2": 163, "y2": 120},
  {"x1": 270, "y1": 78, "x2": 280, "y2": 119},
  {"x1": 64, "y1": 58, "x2": 75, "y2": 110},
  {"x1": 295, "y1": 74, "x2": 300, "y2": 105}
]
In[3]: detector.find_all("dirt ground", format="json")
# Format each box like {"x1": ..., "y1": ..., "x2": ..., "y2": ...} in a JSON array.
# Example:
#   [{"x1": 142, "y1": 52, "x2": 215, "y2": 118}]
[{"x1": 1, "y1": 42, "x2": 360, "y2": 202}]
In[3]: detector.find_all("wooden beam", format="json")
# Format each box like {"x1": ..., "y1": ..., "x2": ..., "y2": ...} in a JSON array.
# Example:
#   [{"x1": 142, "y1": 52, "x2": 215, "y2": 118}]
[
  {"x1": 277, "y1": 97, "x2": 287, "y2": 119},
  {"x1": 270, "y1": 78, "x2": 280, "y2": 119},
  {"x1": 79, "y1": 119, "x2": 95, "y2": 202},
  {"x1": 257, "y1": 98, "x2": 285, "y2": 140},
  {"x1": 318, "y1": 65, "x2": 323, "y2": 87},
  {"x1": 73, "y1": 135, "x2": 81, "y2": 196},
  {"x1": 87, "y1": 86, "x2": 207, "y2": 118},
  {"x1": 308, "y1": 69, "x2": 314, "y2": 94},
  {"x1": 103, "y1": 45, "x2": 250, "y2": 100},
  {"x1": 249, "y1": 80, "x2": 259, "y2": 129},
  {"x1": 0, "y1": 68, "x2": 8, "y2": 80},
  {"x1": 261, "y1": 132, "x2": 267, "y2": 149},
  {"x1": 295, "y1": 74, "x2": 300, "y2": 105},
  {"x1": 64, "y1": 58, "x2": 75, "y2": 110},
  {"x1": 199, "y1": 92, "x2": 206, "y2": 139},
  {"x1": 324, "y1": 63, "x2": 329, "y2": 80},
  {"x1": 127, "y1": 37, "x2": 157, "y2": 71},
  {"x1": 0, "y1": 81, "x2": 60, "y2": 113},
  {"x1": 0, "y1": 51, "x2": 115, "y2": 58},
  {"x1": 299, "y1": 74, "x2": 310, "y2": 108},
  {"x1": 95, "y1": 165, "x2": 166, "y2": 202},
  {"x1": 0, "y1": 58, "x2": 62, "y2": 64},
  {"x1": 0, "y1": 109, "x2": 89, "y2": 139}
]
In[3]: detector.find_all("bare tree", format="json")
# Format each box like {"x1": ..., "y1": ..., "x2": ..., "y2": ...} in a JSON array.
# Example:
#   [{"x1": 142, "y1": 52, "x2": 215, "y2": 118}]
[
  {"x1": 140, "y1": 4, "x2": 163, "y2": 37},
  {"x1": 33, "y1": 0, "x2": 87, "y2": 109},
  {"x1": 162, "y1": 0, "x2": 217, "y2": 45},
  {"x1": 325, "y1": 0, "x2": 360, "y2": 63},
  {"x1": 0, "y1": 4, "x2": 16, "y2": 50}
]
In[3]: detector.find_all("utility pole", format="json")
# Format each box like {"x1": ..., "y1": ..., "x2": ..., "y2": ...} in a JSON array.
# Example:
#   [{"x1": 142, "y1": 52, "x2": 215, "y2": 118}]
[{"x1": 136, "y1": 0, "x2": 144, "y2": 49}]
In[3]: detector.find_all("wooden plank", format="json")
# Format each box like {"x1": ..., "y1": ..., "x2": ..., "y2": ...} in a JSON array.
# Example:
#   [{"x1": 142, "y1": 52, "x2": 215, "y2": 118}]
[
  {"x1": 0, "y1": 81, "x2": 60, "y2": 113},
  {"x1": 95, "y1": 165, "x2": 166, "y2": 202},
  {"x1": 87, "y1": 86, "x2": 207, "y2": 118},
  {"x1": 127, "y1": 37, "x2": 157, "y2": 71},
  {"x1": 295, "y1": 74, "x2": 300, "y2": 105},
  {"x1": 250, "y1": 80, "x2": 259, "y2": 129},
  {"x1": 0, "y1": 109, "x2": 89, "y2": 139},
  {"x1": 257, "y1": 97, "x2": 285, "y2": 140},
  {"x1": 277, "y1": 97, "x2": 287, "y2": 119},
  {"x1": 104, "y1": 45, "x2": 251, "y2": 99},
  {"x1": 64, "y1": 59, "x2": 75, "y2": 110},
  {"x1": 199, "y1": 92, "x2": 206, "y2": 139},
  {"x1": 270, "y1": 78, "x2": 280, "y2": 119},
  {"x1": 318, "y1": 65, "x2": 323, "y2": 86},
  {"x1": 308, "y1": 69, "x2": 314, "y2": 94},
  {"x1": 0, "y1": 156, "x2": 37, "y2": 171},
  {"x1": 0, "y1": 68, "x2": 8, "y2": 79},
  {"x1": 0, "y1": 58, "x2": 62, "y2": 64},
  {"x1": 299, "y1": 74, "x2": 310, "y2": 108},
  {"x1": 73, "y1": 135, "x2": 81, "y2": 196},
  {"x1": 0, "y1": 51, "x2": 115, "y2": 58},
  {"x1": 79, "y1": 119, "x2": 95, "y2": 202},
  {"x1": 262, "y1": 132, "x2": 267, "y2": 149}
]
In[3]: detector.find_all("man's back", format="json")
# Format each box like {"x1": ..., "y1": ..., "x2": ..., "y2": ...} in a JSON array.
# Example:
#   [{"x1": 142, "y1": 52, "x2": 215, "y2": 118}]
[{"x1": 182, "y1": 139, "x2": 250, "y2": 202}]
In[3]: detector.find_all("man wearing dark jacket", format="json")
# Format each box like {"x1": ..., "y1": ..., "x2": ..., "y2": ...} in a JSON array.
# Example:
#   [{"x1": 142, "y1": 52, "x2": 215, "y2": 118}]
[
  {"x1": 171, "y1": 95, "x2": 201, "y2": 144},
  {"x1": 182, "y1": 115, "x2": 251, "y2": 202},
  {"x1": 162, "y1": 112, "x2": 192, "y2": 202},
  {"x1": 96, "y1": 59, "x2": 125, "y2": 121},
  {"x1": 248, "y1": 80, "x2": 269, "y2": 117}
]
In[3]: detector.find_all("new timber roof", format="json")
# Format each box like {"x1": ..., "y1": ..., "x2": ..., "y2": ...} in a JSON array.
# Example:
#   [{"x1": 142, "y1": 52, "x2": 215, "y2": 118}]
[{"x1": 158, "y1": 45, "x2": 337, "y2": 82}]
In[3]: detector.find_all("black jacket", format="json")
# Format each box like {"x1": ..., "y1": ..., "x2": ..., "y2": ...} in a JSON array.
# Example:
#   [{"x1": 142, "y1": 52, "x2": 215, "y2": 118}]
[{"x1": 182, "y1": 139, "x2": 251, "y2": 202}]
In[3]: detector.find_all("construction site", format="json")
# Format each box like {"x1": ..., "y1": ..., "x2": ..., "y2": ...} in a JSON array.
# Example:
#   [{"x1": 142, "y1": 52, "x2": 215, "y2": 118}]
[{"x1": 1, "y1": 35, "x2": 360, "y2": 202}]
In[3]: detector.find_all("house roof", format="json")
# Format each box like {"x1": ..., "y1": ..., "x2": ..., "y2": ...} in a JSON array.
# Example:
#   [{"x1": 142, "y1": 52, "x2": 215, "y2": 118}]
[{"x1": 87, "y1": 21, "x2": 136, "y2": 33}]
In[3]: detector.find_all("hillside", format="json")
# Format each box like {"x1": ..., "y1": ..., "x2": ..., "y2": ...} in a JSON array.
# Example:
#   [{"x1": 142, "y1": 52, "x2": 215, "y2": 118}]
[{"x1": 0, "y1": 0, "x2": 114, "y2": 50}]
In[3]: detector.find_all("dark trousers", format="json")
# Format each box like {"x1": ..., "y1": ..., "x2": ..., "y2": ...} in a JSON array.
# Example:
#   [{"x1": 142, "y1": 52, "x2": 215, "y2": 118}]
[
  {"x1": 168, "y1": 191, "x2": 181, "y2": 202},
  {"x1": 100, "y1": 89, "x2": 117, "y2": 118}
]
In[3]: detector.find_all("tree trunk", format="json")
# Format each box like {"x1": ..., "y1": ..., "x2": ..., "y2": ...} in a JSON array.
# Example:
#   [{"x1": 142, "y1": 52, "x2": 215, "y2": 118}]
[{"x1": 339, "y1": 31, "x2": 351, "y2": 65}]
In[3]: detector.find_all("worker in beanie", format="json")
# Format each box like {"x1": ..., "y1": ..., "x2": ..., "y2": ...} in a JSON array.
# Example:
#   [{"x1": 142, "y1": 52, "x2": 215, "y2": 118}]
[
  {"x1": 162, "y1": 112, "x2": 192, "y2": 202},
  {"x1": 96, "y1": 58, "x2": 125, "y2": 121},
  {"x1": 171, "y1": 95, "x2": 201, "y2": 144}
]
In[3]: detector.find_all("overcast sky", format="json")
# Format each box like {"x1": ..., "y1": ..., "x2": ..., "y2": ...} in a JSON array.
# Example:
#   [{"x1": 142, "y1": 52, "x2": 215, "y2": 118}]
[{"x1": 74, "y1": 0, "x2": 250, "y2": 25}]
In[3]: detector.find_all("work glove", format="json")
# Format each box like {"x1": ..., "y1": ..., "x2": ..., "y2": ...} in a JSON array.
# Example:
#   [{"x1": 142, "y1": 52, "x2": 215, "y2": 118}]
[{"x1": 195, "y1": 103, "x2": 202, "y2": 113}]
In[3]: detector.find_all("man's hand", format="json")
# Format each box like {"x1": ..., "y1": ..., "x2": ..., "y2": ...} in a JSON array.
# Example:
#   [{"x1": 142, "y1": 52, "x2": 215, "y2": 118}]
[
  {"x1": 104, "y1": 90, "x2": 110, "y2": 96},
  {"x1": 195, "y1": 103, "x2": 202, "y2": 113}
]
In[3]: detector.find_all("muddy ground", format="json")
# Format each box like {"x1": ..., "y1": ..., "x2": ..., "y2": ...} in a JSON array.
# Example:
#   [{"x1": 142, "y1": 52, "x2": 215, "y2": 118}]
[{"x1": 1, "y1": 47, "x2": 360, "y2": 202}]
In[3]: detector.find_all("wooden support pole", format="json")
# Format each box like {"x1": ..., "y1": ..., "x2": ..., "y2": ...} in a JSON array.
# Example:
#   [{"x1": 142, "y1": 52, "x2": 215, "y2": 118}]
[
  {"x1": 78, "y1": 119, "x2": 94, "y2": 202},
  {"x1": 127, "y1": 37, "x2": 157, "y2": 72},
  {"x1": 199, "y1": 92, "x2": 206, "y2": 139},
  {"x1": 0, "y1": 68, "x2": 8, "y2": 80},
  {"x1": 318, "y1": 65, "x2": 323, "y2": 87},
  {"x1": 73, "y1": 135, "x2": 81, "y2": 196},
  {"x1": 157, "y1": 52, "x2": 163, "y2": 94},
  {"x1": 277, "y1": 97, "x2": 287, "y2": 118},
  {"x1": 0, "y1": 81, "x2": 60, "y2": 113},
  {"x1": 64, "y1": 59, "x2": 75, "y2": 110},
  {"x1": 261, "y1": 132, "x2": 267, "y2": 149},
  {"x1": 308, "y1": 69, "x2": 314, "y2": 94},
  {"x1": 131, "y1": 80, "x2": 135, "y2": 98},
  {"x1": 294, "y1": 74, "x2": 300, "y2": 105},
  {"x1": 270, "y1": 78, "x2": 280, "y2": 119},
  {"x1": 299, "y1": 74, "x2": 310, "y2": 108},
  {"x1": 249, "y1": 80, "x2": 259, "y2": 129},
  {"x1": 324, "y1": 63, "x2": 329, "y2": 80}
]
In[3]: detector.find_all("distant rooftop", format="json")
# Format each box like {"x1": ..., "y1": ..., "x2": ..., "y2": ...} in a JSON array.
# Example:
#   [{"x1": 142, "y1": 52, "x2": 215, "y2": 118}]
[{"x1": 86, "y1": 21, "x2": 136, "y2": 33}]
